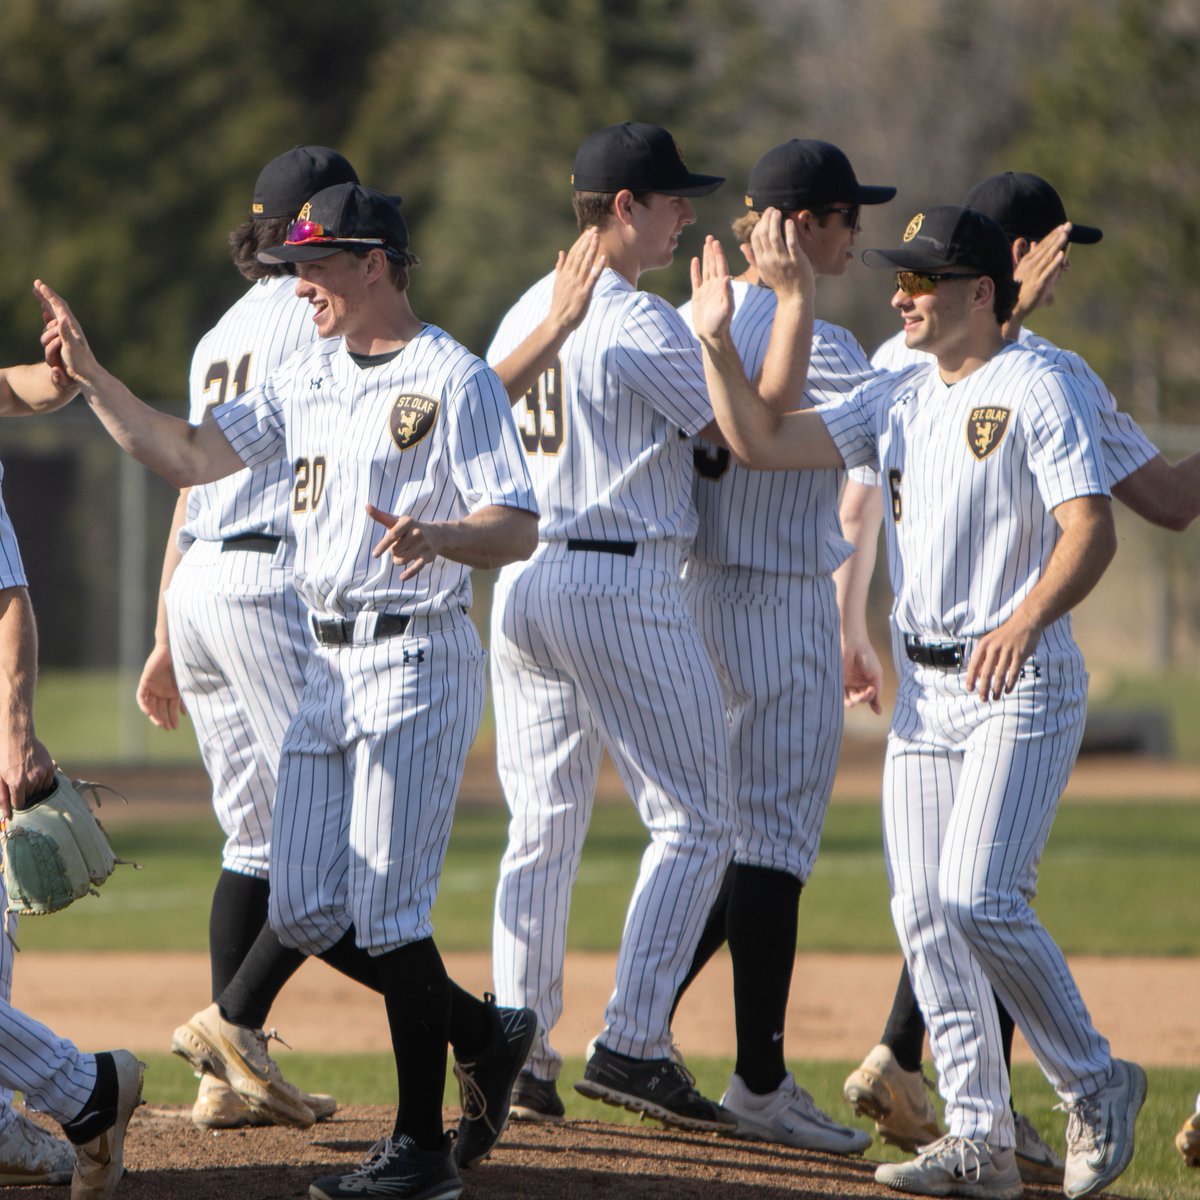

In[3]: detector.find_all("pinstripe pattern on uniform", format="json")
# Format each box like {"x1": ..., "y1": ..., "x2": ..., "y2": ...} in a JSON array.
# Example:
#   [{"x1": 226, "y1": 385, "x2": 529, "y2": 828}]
[
  {"x1": 487, "y1": 268, "x2": 712, "y2": 544},
  {"x1": 0, "y1": 467, "x2": 27, "y2": 590},
  {"x1": 0, "y1": 469, "x2": 96, "y2": 1124},
  {"x1": 217, "y1": 328, "x2": 535, "y2": 617},
  {"x1": 490, "y1": 547, "x2": 732, "y2": 1071},
  {"x1": 180, "y1": 277, "x2": 315, "y2": 551},
  {"x1": 166, "y1": 543, "x2": 309, "y2": 876},
  {"x1": 885, "y1": 647, "x2": 1113, "y2": 1143},
  {"x1": 681, "y1": 286, "x2": 877, "y2": 575},
  {"x1": 268, "y1": 612, "x2": 486, "y2": 954},
  {"x1": 869, "y1": 327, "x2": 1159, "y2": 489},
  {"x1": 823, "y1": 344, "x2": 1108, "y2": 650}
]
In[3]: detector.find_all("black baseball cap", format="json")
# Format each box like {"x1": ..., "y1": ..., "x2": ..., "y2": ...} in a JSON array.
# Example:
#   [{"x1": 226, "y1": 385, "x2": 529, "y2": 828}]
[
  {"x1": 963, "y1": 172, "x2": 1102, "y2": 245},
  {"x1": 258, "y1": 183, "x2": 409, "y2": 263},
  {"x1": 571, "y1": 122, "x2": 724, "y2": 197},
  {"x1": 861, "y1": 205, "x2": 1014, "y2": 284},
  {"x1": 251, "y1": 146, "x2": 359, "y2": 220},
  {"x1": 744, "y1": 139, "x2": 896, "y2": 212}
]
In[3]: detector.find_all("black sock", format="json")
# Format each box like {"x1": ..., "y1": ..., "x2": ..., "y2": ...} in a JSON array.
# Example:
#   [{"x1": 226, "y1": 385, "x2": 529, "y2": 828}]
[
  {"x1": 882, "y1": 964, "x2": 926, "y2": 1073},
  {"x1": 317, "y1": 927, "x2": 385, "y2": 993},
  {"x1": 997, "y1": 992, "x2": 1015, "y2": 1081},
  {"x1": 61, "y1": 1052, "x2": 118, "y2": 1145},
  {"x1": 371, "y1": 938, "x2": 450, "y2": 1150},
  {"x1": 208, "y1": 869, "x2": 271, "y2": 1000},
  {"x1": 669, "y1": 860, "x2": 736, "y2": 1023},
  {"x1": 217, "y1": 923, "x2": 306, "y2": 1029},
  {"x1": 728, "y1": 865, "x2": 801, "y2": 1094},
  {"x1": 447, "y1": 982, "x2": 491, "y2": 1057}
]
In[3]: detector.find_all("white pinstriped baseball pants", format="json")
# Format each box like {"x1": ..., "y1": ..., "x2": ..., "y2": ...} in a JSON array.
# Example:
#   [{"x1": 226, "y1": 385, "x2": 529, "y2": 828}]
[
  {"x1": 686, "y1": 564, "x2": 843, "y2": 882},
  {"x1": 0, "y1": 896, "x2": 95, "y2": 1127},
  {"x1": 491, "y1": 541, "x2": 734, "y2": 1078},
  {"x1": 166, "y1": 541, "x2": 309, "y2": 878},
  {"x1": 884, "y1": 644, "x2": 1112, "y2": 1146}
]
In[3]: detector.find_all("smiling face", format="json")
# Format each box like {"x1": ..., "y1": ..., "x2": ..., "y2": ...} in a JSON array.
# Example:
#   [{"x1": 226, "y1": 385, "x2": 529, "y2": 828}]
[
  {"x1": 891, "y1": 273, "x2": 979, "y2": 356},
  {"x1": 293, "y1": 251, "x2": 374, "y2": 341}
]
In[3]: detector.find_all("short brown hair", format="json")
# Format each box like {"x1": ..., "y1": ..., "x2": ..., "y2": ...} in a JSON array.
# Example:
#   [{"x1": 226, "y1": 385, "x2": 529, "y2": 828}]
[
  {"x1": 731, "y1": 210, "x2": 760, "y2": 244},
  {"x1": 229, "y1": 216, "x2": 294, "y2": 282},
  {"x1": 351, "y1": 246, "x2": 421, "y2": 292},
  {"x1": 572, "y1": 189, "x2": 653, "y2": 232}
]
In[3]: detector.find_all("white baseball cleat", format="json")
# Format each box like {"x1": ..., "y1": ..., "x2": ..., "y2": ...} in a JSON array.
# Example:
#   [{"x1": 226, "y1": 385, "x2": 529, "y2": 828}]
[
  {"x1": 721, "y1": 1072, "x2": 872, "y2": 1154},
  {"x1": 874, "y1": 1134, "x2": 1022, "y2": 1199},
  {"x1": 1062, "y1": 1058, "x2": 1146, "y2": 1198},
  {"x1": 0, "y1": 1111, "x2": 75, "y2": 1185}
]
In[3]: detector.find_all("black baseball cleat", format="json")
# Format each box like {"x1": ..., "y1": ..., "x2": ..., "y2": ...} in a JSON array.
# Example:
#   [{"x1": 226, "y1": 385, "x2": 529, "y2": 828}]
[
  {"x1": 510, "y1": 1071, "x2": 566, "y2": 1122},
  {"x1": 452, "y1": 996, "x2": 537, "y2": 1168},
  {"x1": 574, "y1": 1042, "x2": 737, "y2": 1132},
  {"x1": 309, "y1": 1133, "x2": 461, "y2": 1200}
]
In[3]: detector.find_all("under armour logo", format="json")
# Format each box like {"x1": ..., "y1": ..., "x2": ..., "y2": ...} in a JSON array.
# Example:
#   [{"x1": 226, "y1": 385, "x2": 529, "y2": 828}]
[
  {"x1": 1019, "y1": 660, "x2": 1042, "y2": 680},
  {"x1": 310, "y1": 376, "x2": 325, "y2": 390},
  {"x1": 403, "y1": 648, "x2": 425, "y2": 664}
]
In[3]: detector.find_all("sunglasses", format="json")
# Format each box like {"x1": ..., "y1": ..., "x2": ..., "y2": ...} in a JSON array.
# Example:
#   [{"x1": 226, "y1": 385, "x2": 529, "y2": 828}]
[
  {"x1": 818, "y1": 204, "x2": 861, "y2": 231},
  {"x1": 894, "y1": 270, "x2": 981, "y2": 297},
  {"x1": 285, "y1": 218, "x2": 385, "y2": 248}
]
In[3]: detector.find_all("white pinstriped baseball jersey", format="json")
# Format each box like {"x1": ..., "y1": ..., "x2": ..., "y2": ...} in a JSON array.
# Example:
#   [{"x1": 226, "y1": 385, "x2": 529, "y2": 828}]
[
  {"x1": 488, "y1": 267, "x2": 713, "y2": 544},
  {"x1": 488, "y1": 264, "x2": 733, "y2": 1073},
  {"x1": 180, "y1": 277, "x2": 317, "y2": 552},
  {"x1": 824, "y1": 342, "x2": 1109, "y2": 651},
  {"x1": 864, "y1": 327, "x2": 1158, "y2": 489},
  {"x1": 677, "y1": 283, "x2": 881, "y2": 884},
  {"x1": 0, "y1": 465, "x2": 97, "y2": 1131},
  {"x1": 216, "y1": 327, "x2": 536, "y2": 616},
  {"x1": 215, "y1": 324, "x2": 534, "y2": 954}
]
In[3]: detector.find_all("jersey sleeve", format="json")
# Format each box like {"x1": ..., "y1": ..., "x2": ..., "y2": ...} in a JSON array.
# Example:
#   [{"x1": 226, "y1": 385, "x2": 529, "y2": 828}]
[
  {"x1": 1021, "y1": 367, "x2": 1110, "y2": 509},
  {"x1": 0, "y1": 475, "x2": 27, "y2": 590},
  {"x1": 445, "y1": 363, "x2": 538, "y2": 516},
  {"x1": 615, "y1": 293, "x2": 714, "y2": 435},
  {"x1": 818, "y1": 373, "x2": 901, "y2": 471},
  {"x1": 211, "y1": 374, "x2": 286, "y2": 471},
  {"x1": 807, "y1": 324, "x2": 882, "y2": 408}
]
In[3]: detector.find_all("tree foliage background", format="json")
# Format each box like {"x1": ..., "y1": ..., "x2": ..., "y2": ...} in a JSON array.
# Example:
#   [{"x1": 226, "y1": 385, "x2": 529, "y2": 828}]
[{"x1": 1, "y1": 0, "x2": 1198, "y2": 670}]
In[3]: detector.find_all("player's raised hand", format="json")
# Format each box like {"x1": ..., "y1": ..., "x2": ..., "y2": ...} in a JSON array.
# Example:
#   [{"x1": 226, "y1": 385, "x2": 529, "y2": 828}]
[
  {"x1": 689, "y1": 236, "x2": 735, "y2": 345},
  {"x1": 548, "y1": 228, "x2": 606, "y2": 336},
  {"x1": 367, "y1": 503, "x2": 442, "y2": 581},
  {"x1": 751, "y1": 208, "x2": 816, "y2": 302},
  {"x1": 34, "y1": 280, "x2": 98, "y2": 388},
  {"x1": 1005, "y1": 223, "x2": 1071, "y2": 334}
]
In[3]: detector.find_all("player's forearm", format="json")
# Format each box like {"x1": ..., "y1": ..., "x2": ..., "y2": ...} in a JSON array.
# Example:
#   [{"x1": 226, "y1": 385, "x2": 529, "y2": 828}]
[
  {"x1": 835, "y1": 479, "x2": 883, "y2": 641},
  {"x1": 434, "y1": 506, "x2": 539, "y2": 570},
  {"x1": 756, "y1": 292, "x2": 814, "y2": 414},
  {"x1": 0, "y1": 362, "x2": 78, "y2": 415},
  {"x1": 1112, "y1": 452, "x2": 1200, "y2": 532},
  {"x1": 0, "y1": 587, "x2": 41, "y2": 762},
  {"x1": 1011, "y1": 496, "x2": 1117, "y2": 636},
  {"x1": 153, "y1": 492, "x2": 189, "y2": 645},
  {"x1": 493, "y1": 322, "x2": 571, "y2": 405}
]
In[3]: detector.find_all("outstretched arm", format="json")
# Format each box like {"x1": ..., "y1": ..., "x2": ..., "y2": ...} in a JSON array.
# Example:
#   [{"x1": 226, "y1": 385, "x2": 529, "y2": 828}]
[
  {"x1": 492, "y1": 230, "x2": 606, "y2": 403},
  {"x1": 1112, "y1": 451, "x2": 1200, "y2": 532},
  {"x1": 835, "y1": 477, "x2": 885, "y2": 714},
  {"x1": 690, "y1": 236, "x2": 843, "y2": 471},
  {"x1": 0, "y1": 361, "x2": 79, "y2": 416},
  {"x1": 0, "y1": 586, "x2": 55, "y2": 817},
  {"x1": 35, "y1": 280, "x2": 245, "y2": 487}
]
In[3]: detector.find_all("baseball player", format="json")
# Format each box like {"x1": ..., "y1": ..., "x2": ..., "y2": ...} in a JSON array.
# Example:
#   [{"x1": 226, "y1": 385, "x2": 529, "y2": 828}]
[
  {"x1": 689, "y1": 207, "x2": 1145, "y2": 1199},
  {"x1": 486, "y1": 122, "x2": 808, "y2": 1130},
  {"x1": 0, "y1": 359, "x2": 144, "y2": 1198},
  {"x1": 38, "y1": 181, "x2": 539, "y2": 1200},
  {"x1": 840, "y1": 173, "x2": 1200, "y2": 1184},
  {"x1": 136, "y1": 145, "x2": 357, "y2": 1131},
  {"x1": 663, "y1": 140, "x2": 893, "y2": 1154}
]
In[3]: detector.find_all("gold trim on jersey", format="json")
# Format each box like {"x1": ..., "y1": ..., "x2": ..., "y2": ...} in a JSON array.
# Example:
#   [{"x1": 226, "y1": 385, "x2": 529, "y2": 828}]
[
  {"x1": 389, "y1": 393, "x2": 439, "y2": 451},
  {"x1": 967, "y1": 406, "x2": 1010, "y2": 460}
]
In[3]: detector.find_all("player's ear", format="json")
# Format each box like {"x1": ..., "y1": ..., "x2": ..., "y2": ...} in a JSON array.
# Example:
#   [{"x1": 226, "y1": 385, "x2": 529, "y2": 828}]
[
  {"x1": 1011, "y1": 237, "x2": 1032, "y2": 267},
  {"x1": 612, "y1": 189, "x2": 637, "y2": 226},
  {"x1": 974, "y1": 275, "x2": 996, "y2": 311}
]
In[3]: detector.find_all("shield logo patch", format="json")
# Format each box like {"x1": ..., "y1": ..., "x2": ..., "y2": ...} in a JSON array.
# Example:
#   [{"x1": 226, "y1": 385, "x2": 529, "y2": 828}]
[
  {"x1": 967, "y1": 406, "x2": 1010, "y2": 460},
  {"x1": 389, "y1": 393, "x2": 439, "y2": 451}
]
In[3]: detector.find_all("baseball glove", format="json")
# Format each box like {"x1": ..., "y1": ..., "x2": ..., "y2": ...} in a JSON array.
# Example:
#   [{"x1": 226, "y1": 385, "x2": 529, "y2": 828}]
[{"x1": 0, "y1": 770, "x2": 125, "y2": 916}]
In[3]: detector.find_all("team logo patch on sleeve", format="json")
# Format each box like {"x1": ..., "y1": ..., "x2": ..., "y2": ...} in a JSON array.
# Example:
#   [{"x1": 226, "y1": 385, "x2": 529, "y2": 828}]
[
  {"x1": 967, "y1": 407, "x2": 1010, "y2": 460},
  {"x1": 389, "y1": 393, "x2": 439, "y2": 450}
]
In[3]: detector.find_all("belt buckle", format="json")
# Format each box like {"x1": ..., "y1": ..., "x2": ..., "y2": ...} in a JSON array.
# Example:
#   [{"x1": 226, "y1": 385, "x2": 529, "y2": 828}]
[{"x1": 313, "y1": 616, "x2": 351, "y2": 646}]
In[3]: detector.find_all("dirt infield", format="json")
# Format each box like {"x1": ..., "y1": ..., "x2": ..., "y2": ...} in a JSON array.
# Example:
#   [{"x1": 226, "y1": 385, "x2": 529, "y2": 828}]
[{"x1": 14, "y1": 1102, "x2": 1080, "y2": 1200}]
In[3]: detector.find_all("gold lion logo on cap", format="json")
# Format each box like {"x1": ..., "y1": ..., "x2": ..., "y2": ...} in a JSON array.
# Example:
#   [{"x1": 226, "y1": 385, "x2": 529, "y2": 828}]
[
  {"x1": 903, "y1": 213, "x2": 924, "y2": 242},
  {"x1": 967, "y1": 406, "x2": 1010, "y2": 460},
  {"x1": 389, "y1": 393, "x2": 439, "y2": 451}
]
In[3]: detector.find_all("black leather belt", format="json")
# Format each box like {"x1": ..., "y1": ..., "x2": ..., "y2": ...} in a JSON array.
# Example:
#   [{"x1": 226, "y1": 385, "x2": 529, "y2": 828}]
[
  {"x1": 221, "y1": 534, "x2": 281, "y2": 554},
  {"x1": 903, "y1": 634, "x2": 966, "y2": 670},
  {"x1": 311, "y1": 613, "x2": 411, "y2": 645},
  {"x1": 565, "y1": 539, "x2": 636, "y2": 556}
]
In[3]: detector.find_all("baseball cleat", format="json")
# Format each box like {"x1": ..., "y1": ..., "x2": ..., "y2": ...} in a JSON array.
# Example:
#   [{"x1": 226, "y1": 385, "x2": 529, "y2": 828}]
[
  {"x1": 574, "y1": 1042, "x2": 737, "y2": 1133},
  {"x1": 1062, "y1": 1058, "x2": 1146, "y2": 1198},
  {"x1": 509, "y1": 1072, "x2": 565, "y2": 1123},
  {"x1": 843, "y1": 1043, "x2": 942, "y2": 1152},
  {"x1": 191, "y1": 1072, "x2": 337, "y2": 1129},
  {"x1": 0, "y1": 1110, "x2": 75, "y2": 1185},
  {"x1": 309, "y1": 1133, "x2": 462, "y2": 1200},
  {"x1": 171, "y1": 1003, "x2": 314, "y2": 1129},
  {"x1": 70, "y1": 1050, "x2": 146, "y2": 1200},
  {"x1": 1176, "y1": 1093, "x2": 1200, "y2": 1167},
  {"x1": 1012, "y1": 1109, "x2": 1064, "y2": 1185},
  {"x1": 874, "y1": 1134, "x2": 1022, "y2": 1199},
  {"x1": 452, "y1": 997, "x2": 537, "y2": 1169},
  {"x1": 721, "y1": 1071, "x2": 872, "y2": 1155}
]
